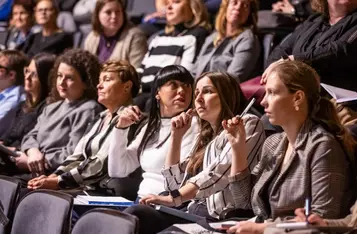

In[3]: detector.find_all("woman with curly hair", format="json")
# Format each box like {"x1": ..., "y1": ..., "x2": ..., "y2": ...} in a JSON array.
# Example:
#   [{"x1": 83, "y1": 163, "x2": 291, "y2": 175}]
[
  {"x1": 266, "y1": 0, "x2": 357, "y2": 91},
  {"x1": 15, "y1": 49, "x2": 102, "y2": 179},
  {"x1": 193, "y1": 0, "x2": 261, "y2": 82}
]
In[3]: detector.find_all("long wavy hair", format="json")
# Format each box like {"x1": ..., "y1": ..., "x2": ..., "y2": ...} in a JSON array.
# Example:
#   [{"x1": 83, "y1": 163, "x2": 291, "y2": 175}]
[
  {"x1": 214, "y1": 0, "x2": 259, "y2": 46},
  {"x1": 268, "y1": 60, "x2": 356, "y2": 156},
  {"x1": 137, "y1": 65, "x2": 194, "y2": 157},
  {"x1": 186, "y1": 72, "x2": 248, "y2": 175}
]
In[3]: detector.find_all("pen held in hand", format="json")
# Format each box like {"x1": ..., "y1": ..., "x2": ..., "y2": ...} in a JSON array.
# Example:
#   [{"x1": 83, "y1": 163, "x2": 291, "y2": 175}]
[
  {"x1": 305, "y1": 197, "x2": 311, "y2": 223},
  {"x1": 238, "y1": 98, "x2": 256, "y2": 118}
]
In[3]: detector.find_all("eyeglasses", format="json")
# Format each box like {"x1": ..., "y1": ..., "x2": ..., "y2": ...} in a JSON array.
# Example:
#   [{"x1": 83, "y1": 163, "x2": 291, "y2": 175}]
[
  {"x1": 24, "y1": 67, "x2": 38, "y2": 79},
  {"x1": 0, "y1": 64, "x2": 9, "y2": 73}
]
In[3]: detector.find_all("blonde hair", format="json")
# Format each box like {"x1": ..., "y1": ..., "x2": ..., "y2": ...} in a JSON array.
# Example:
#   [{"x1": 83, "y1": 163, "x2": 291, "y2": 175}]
[
  {"x1": 214, "y1": 0, "x2": 259, "y2": 46},
  {"x1": 165, "y1": 0, "x2": 211, "y2": 34}
]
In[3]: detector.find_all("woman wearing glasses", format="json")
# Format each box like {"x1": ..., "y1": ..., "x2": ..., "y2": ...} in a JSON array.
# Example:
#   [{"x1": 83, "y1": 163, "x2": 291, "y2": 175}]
[
  {"x1": 0, "y1": 53, "x2": 56, "y2": 175},
  {"x1": 18, "y1": 0, "x2": 73, "y2": 57},
  {"x1": 193, "y1": 0, "x2": 260, "y2": 82}
]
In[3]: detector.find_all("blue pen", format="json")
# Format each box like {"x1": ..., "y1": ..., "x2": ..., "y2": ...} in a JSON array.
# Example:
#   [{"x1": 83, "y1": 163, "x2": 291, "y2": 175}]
[{"x1": 305, "y1": 198, "x2": 311, "y2": 223}]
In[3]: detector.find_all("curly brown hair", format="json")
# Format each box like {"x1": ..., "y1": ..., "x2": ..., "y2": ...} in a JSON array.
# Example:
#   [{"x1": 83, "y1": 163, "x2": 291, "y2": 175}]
[{"x1": 48, "y1": 49, "x2": 101, "y2": 103}]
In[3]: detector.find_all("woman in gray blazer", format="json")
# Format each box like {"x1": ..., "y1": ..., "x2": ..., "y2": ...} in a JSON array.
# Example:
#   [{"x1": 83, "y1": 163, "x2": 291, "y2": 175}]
[
  {"x1": 225, "y1": 60, "x2": 356, "y2": 234},
  {"x1": 193, "y1": 0, "x2": 260, "y2": 83}
]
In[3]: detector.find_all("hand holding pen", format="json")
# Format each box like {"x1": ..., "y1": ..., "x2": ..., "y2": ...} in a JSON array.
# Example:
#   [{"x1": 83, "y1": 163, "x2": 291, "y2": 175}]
[
  {"x1": 222, "y1": 98, "x2": 256, "y2": 147},
  {"x1": 294, "y1": 206, "x2": 327, "y2": 226}
]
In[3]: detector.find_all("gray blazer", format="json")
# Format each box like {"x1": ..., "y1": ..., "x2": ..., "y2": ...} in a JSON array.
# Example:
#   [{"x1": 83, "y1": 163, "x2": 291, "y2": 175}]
[
  {"x1": 229, "y1": 119, "x2": 354, "y2": 220},
  {"x1": 193, "y1": 29, "x2": 261, "y2": 82}
]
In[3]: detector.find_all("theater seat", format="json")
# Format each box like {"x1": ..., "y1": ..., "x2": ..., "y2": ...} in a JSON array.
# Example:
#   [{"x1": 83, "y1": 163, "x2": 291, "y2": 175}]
[
  {"x1": 71, "y1": 208, "x2": 139, "y2": 234},
  {"x1": 0, "y1": 176, "x2": 20, "y2": 234},
  {"x1": 73, "y1": 31, "x2": 83, "y2": 48},
  {"x1": 10, "y1": 190, "x2": 73, "y2": 234}
]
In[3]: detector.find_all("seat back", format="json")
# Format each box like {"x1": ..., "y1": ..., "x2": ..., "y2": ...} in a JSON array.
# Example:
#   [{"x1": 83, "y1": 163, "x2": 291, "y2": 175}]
[
  {"x1": 71, "y1": 208, "x2": 139, "y2": 234},
  {"x1": 256, "y1": 31, "x2": 275, "y2": 71},
  {"x1": 73, "y1": 31, "x2": 83, "y2": 48},
  {"x1": 0, "y1": 176, "x2": 21, "y2": 234},
  {"x1": 127, "y1": 0, "x2": 156, "y2": 23},
  {"x1": 10, "y1": 190, "x2": 73, "y2": 234}
]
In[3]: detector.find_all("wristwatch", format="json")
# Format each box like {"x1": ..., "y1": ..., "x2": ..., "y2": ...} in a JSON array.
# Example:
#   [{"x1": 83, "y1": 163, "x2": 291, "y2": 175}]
[
  {"x1": 170, "y1": 189, "x2": 183, "y2": 207},
  {"x1": 57, "y1": 176, "x2": 66, "y2": 189}
]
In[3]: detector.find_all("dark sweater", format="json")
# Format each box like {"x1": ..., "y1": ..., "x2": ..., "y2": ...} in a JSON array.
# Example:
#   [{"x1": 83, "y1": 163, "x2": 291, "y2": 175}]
[
  {"x1": 0, "y1": 100, "x2": 46, "y2": 149},
  {"x1": 19, "y1": 31, "x2": 73, "y2": 58},
  {"x1": 267, "y1": 10, "x2": 357, "y2": 91}
]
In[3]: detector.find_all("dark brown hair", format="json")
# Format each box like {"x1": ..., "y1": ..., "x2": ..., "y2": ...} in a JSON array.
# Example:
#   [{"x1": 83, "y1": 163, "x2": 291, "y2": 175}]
[
  {"x1": 23, "y1": 53, "x2": 56, "y2": 113},
  {"x1": 269, "y1": 60, "x2": 356, "y2": 155},
  {"x1": 11, "y1": 0, "x2": 35, "y2": 27},
  {"x1": 0, "y1": 50, "x2": 29, "y2": 86},
  {"x1": 186, "y1": 72, "x2": 248, "y2": 175},
  {"x1": 92, "y1": 0, "x2": 127, "y2": 35},
  {"x1": 101, "y1": 60, "x2": 140, "y2": 97},
  {"x1": 311, "y1": 0, "x2": 328, "y2": 17},
  {"x1": 48, "y1": 49, "x2": 101, "y2": 103}
]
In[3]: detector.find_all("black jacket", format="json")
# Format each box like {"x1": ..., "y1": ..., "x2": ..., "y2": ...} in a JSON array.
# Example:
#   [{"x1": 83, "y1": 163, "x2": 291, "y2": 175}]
[{"x1": 267, "y1": 10, "x2": 357, "y2": 91}]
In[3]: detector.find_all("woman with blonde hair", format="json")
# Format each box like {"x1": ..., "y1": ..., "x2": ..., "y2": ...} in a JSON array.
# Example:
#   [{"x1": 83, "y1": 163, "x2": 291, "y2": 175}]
[
  {"x1": 137, "y1": 0, "x2": 211, "y2": 107},
  {"x1": 226, "y1": 60, "x2": 356, "y2": 234},
  {"x1": 193, "y1": 0, "x2": 260, "y2": 82}
]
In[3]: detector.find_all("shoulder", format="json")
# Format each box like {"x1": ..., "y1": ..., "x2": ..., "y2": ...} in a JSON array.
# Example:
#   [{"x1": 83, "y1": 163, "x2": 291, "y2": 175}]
[
  {"x1": 305, "y1": 123, "x2": 342, "y2": 150},
  {"x1": 187, "y1": 26, "x2": 210, "y2": 37},
  {"x1": 75, "y1": 99, "x2": 101, "y2": 111},
  {"x1": 263, "y1": 132, "x2": 285, "y2": 152},
  {"x1": 127, "y1": 26, "x2": 145, "y2": 37}
]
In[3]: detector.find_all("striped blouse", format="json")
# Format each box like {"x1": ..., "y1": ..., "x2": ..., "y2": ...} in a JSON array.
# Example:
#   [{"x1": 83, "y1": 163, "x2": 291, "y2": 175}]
[
  {"x1": 161, "y1": 114, "x2": 266, "y2": 219},
  {"x1": 54, "y1": 109, "x2": 121, "y2": 189},
  {"x1": 138, "y1": 25, "x2": 209, "y2": 92}
]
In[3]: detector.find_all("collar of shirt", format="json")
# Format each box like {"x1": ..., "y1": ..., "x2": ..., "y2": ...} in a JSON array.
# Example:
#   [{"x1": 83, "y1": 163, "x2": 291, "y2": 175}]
[{"x1": 0, "y1": 86, "x2": 17, "y2": 102}]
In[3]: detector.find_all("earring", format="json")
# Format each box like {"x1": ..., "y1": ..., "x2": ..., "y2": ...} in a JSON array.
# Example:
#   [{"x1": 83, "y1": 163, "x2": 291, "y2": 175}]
[
  {"x1": 295, "y1": 106, "x2": 300, "y2": 111},
  {"x1": 156, "y1": 99, "x2": 160, "y2": 109}
]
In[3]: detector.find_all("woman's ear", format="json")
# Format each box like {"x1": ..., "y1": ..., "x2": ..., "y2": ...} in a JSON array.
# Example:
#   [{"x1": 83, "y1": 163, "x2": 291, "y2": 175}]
[
  {"x1": 124, "y1": 81, "x2": 133, "y2": 93},
  {"x1": 293, "y1": 90, "x2": 305, "y2": 111}
]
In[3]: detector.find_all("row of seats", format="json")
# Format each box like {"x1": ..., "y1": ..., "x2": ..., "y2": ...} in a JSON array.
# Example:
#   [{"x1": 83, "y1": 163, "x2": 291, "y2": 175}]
[{"x1": 0, "y1": 175, "x2": 138, "y2": 234}]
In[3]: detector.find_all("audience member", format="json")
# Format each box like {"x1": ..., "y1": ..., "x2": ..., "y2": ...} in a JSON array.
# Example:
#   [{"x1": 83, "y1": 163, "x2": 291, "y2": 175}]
[
  {"x1": 84, "y1": 0, "x2": 147, "y2": 65},
  {"x1": 272, "y1": 0, "x2": 311, "y2": 18},
  {"x1": 0, "y1": 53, "x2": 56, "y2": 175},
  {"x1": 226, "y1": 60, "x2": 356, "y2": 234},
  {"x1": 27, "y1": 60, "x2": 140, "y2": 192},
  {"x1": 133, "y1": 72, "x2": 265, "y2": 234},
  {"x1": 0, "y1": 50, "x2": 28, "y2": 136},
  {"x1": 138, "y1": 0, "x2": 211, "y2": 97},
  {"x1": 5, "y1": 1, "x2": 40, "y2": 50},
  {"x1": 19, "y1": 0, "x2": 73, "y2": 57},
  {"x1": 15, "y1": 49, "x2": 102, "y2": 180},
  {"x1": 266, "y1": 0, "x2": 357, "y2": 91},
  {"x1": 108, "y1": 65, "x2": 199, "y2": 199},
  {"x1": 193, "y1": 0, "x2": 260, "y2": 82}
]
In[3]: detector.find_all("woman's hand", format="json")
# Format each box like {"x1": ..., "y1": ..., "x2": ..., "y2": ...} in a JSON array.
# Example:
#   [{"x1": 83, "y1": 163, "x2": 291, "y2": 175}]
[
  {"x1": 222, "y1": 116, "x2": 246, "y2": 148},
  {"x1": 294, "y1": 208, "x2": 327, "y2": 226},
  {"x1": 227, "y1": 221, "x2": 266, "y2": 234},
  {"x1": 116, "y1": 106, "x2": 142, "y2": 129},
  {"x1": 27, "y1": 176, "x2": 59, "y2": 190},
  {"x1": 139, "y1": 194, "x2": 175, "y2": 207},
  {"x1": 171, "y1": 108, "x2": 195, "y2": 140},
  {"x1": 27, "y1": 148, "x2": 45, "y2": 175},
  {"x1": 13, "y1": 151, "x2": 30, "y2": 171}
]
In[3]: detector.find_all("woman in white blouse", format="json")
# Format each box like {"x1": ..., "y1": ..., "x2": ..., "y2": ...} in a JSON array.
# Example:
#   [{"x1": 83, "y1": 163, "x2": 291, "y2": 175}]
[{"x1": 108, "y1": 65, "x2": 199, "y2": 199}]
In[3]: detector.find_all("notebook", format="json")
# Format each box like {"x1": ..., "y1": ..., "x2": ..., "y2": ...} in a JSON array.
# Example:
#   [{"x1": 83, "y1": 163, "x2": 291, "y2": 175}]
[
  {"x1": 74, "y1": 195, "x2": 134, "y2": 207},
  {"x1": 276, "y1": 222, "x2": 355, "y2": 233},
  {"x1": 321, "y1": 83, "x2": 357, "y2": 104},
  {"x1": 154, "y1": 205, "x2": 203, "y2": 223},
  {"x1": 0, "y1": 144, "x2": 19, "y2": 157}
]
